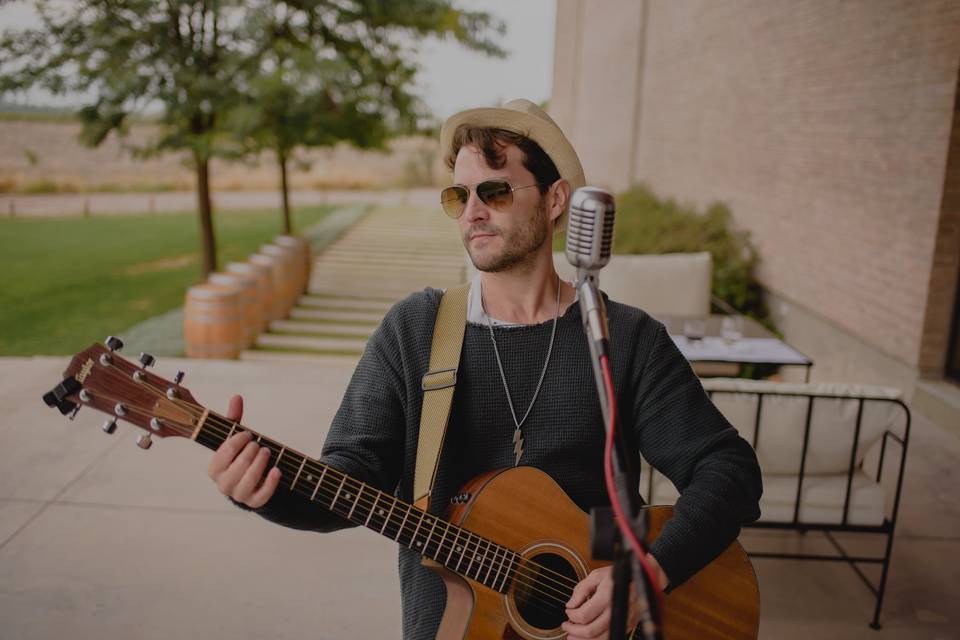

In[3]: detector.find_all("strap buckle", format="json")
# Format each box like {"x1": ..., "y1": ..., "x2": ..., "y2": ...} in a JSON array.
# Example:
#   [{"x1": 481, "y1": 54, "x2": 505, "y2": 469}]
[{"x1": 421, "y1": 367, "x2": 457, "y2": 392}]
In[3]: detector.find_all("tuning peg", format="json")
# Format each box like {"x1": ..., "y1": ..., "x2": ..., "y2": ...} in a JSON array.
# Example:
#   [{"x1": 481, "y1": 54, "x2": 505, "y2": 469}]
[
  {"x1": 68, "y1": 405, "x2": 81, "y2": 421},
  {"x1": 105, "y1": 336, "x2": 124, "y2": 352},
  {"x1": 102, "y1": 418, "x2": 118, "y2": 434},
  {"x1": 136, "y1": 434, "x2": 153, "y2": 450},
  {"x1": 138, "y1": 352, "x2": 155, "y2": 369},
  {"x1": 149, "y1": 417, "x2": 164, "y2": 431},
  {"x1": 173, "y1": 370, "x2": 185, "y2": 385}
]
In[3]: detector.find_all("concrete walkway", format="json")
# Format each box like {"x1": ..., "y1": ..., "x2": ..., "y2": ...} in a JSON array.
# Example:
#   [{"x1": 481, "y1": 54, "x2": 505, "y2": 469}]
[
  {"x1": 0, "y1": 188, "x2": 437, "y2": 217},
  {"x1": 243, "y1": 205, "x2": 465, "y2": 360},
  {"x1": 4, "y1": 354, "x2": 959, "y2": 638}
]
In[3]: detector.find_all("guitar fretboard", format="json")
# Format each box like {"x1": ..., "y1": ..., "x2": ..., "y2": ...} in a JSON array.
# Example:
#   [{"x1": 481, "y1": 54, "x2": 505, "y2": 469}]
[{"x1": 194, "y1": 411, "x2": 519, "y2": 593}]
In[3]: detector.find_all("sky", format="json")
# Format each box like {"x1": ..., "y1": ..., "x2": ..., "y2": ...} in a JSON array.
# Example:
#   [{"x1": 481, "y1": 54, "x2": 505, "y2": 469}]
[{"x1": 0, "y1": 0, "x2": 557, "y2": 121}]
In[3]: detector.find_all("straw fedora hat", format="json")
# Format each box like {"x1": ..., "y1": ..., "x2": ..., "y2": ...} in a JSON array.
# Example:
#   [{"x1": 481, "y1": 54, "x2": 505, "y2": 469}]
[{"x1": 440, "y1": 98, "x2": 586, "y2": 229}]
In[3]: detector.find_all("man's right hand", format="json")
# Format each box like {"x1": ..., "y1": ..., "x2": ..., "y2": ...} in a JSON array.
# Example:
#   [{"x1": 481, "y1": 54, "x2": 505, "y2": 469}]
[{"x1": 207, "y1": 394, "x2": 282, "y2": 508}]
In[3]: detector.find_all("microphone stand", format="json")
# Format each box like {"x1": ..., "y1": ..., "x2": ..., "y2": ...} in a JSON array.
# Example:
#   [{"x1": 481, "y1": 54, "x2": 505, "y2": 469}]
[{"x1": 577, "y1": 270, "x2": 660, "y2": 640}]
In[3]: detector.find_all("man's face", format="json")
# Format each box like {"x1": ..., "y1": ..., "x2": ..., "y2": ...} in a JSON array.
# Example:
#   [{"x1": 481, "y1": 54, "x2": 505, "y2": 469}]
[{"x1": 453, "y1": 143, "x2": 549, "y2": 273}]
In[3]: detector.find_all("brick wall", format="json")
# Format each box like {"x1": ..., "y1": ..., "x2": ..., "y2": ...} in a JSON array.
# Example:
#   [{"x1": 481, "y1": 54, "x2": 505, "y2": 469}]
[{"x1": 552, "y1": 0, "x2": 960, "y2": 372}]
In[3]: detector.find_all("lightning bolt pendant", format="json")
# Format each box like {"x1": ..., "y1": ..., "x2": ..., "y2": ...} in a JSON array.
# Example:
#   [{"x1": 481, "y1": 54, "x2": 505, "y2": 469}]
[{"x1": 512, "y1": 427, "x2": 524, "y2": 466}]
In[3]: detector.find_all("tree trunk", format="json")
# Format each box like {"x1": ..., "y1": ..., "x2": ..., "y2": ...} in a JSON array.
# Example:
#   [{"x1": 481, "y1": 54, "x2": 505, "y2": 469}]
[
  {"x1": 195, "y1": 153, "x2": 217, "y2": 277},
  {"x1": 279, "y1": 147, "x2": 292, "y2": 234}
]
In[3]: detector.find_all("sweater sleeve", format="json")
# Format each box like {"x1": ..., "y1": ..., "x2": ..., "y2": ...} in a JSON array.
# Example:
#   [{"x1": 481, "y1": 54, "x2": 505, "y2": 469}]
[
  {"x1": 229, "y1": 311, "x2": 408, "y2": 533},
  {"x1": 632, "y1": 320, "x2": 763, "y2": 588}
]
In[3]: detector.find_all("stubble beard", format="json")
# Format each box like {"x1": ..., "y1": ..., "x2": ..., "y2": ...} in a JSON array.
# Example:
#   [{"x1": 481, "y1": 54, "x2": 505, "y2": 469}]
[{"x1": 465, "y1": 199, "x2": 550, "y2": 273}]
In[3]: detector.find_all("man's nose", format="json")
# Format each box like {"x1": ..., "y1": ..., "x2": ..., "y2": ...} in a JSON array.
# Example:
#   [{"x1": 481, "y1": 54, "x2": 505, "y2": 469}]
[{"x1": 462, "y1": 189, "x2": 489, "y2": 223}]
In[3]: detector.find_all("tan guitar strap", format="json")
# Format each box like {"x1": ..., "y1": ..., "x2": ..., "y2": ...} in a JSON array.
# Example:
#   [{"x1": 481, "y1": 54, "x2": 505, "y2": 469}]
[{"x1": 413, "y1": 283, "x2": 470, "y2": 513}]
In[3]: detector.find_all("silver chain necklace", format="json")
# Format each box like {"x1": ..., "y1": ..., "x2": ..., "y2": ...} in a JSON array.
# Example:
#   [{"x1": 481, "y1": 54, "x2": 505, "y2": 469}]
[{"x1": 481, "y1": 276, "x2": 562, "y2": 466}]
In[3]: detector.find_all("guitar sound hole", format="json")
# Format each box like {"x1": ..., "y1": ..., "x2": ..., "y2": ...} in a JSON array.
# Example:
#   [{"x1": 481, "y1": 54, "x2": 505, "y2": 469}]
[{"x1": 512, "y1": 552, "x2": 578, "y2": 630}]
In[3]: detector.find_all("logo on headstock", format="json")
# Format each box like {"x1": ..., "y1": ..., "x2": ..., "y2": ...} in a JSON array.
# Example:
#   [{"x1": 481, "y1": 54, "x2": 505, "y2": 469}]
[{"x1": 76, "y1": 358, "x2": 94, "y2": 383}]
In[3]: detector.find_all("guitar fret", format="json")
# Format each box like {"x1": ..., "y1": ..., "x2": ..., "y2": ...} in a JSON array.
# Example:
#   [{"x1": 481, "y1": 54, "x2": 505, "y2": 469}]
[
  {"x1": 364, "y1": 492, "x2": 380, "y2": 527},
  {"x1": 227, "y1": 421, "x2": 238, "y2": 438},
  {"x1": 466, "y1": 533, "x2": 479, "y2": 578},
  {"x1": 491, "y1": 544, "x2": 504, "y2": 589},
  {"x1": 454, "y1": 529, "x2": 467, "y2": 573},
  {"x1": 331, "y1": 475, "x2": 348, "y2": 510},
  {"x1": 424, "y1": 516, "x2": 440, "y2": 557},
  {"x1": 395, "y1": 505, "x2": 412, "y2": 543},
  {"x1": 410, "y1": 512, "x2": 426, "y2": 550},
  {"x1": 498, "y1": 552, "x2": 516, "y2": 592},
  {"x1": 310, "y1": 467, "x2": 328, "y2": 501},
  {"x1": 291, "y1": 457, "x2": 307, "y2": 490},
  {"x1": 276, "y1": 446, "x2": 286, "y2": 466},
  {"x1": 347, "y1": 484, "x2": 364, "y2": 520},
  {"x1": 439, "y1": 523, "x2": 454, "y2": 565},
  {"x1": 481, "y1": 540, "x2": 494, "y2": 585},
  {"x1": 380, "y1": 499, "x2": 397, "y2": 535}
]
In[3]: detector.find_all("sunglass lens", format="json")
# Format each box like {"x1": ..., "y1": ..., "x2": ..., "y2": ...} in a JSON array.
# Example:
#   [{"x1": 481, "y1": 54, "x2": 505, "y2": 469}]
[
  {"x1": 441, "y1": 186, "x2": 468, "y2": 218},
  {"x1": 476, "y1": 180, "x2": 513, "y2": 210}
]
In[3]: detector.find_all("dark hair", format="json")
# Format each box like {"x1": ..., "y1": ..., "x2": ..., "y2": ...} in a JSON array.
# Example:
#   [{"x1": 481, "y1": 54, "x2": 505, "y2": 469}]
[{"x1": 444, "y1": 126, "x2": 561, "y2": 194}]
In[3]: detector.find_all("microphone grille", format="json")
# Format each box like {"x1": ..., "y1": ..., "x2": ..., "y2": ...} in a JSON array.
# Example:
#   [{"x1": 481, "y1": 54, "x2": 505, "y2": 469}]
[{"x1": 565, "y1": 187, "x2": 615, "y2": 270}]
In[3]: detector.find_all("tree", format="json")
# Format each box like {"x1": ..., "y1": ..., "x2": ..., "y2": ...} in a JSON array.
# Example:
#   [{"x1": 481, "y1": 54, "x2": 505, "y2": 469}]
[
  {"x1": 1, "y1": 0, "x2": 504, "y2": 274},
  {"x1": 230, "y1": 1, "x2": 506, "y2": 234}
]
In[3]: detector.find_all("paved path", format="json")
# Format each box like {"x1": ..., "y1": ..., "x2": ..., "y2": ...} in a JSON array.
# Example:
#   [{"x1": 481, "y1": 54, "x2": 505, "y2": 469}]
[
  {"x1": 0, "y1": 188, "x2": 436, "y2": 217},
  {"x1": 242, "y1": 205, "x2": 465, "y2": 360}
]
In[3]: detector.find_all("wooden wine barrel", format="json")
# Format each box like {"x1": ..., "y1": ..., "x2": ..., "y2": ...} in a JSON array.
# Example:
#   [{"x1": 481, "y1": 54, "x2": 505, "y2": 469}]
[
  {"x1": 183, "y1": 284, "x2": 244, "y2": 359},
  {"x1": 275, "y1": 234, "x2": 312, "y2": 293},
  {"x1": 251, "y1": 252, "x2": 295, "y2": 320},
  {"x1": 225, "y1": 261, "x2": 272, "y2": 331},
  {"x1": 260, "y1": 244, "x2": 301, "y2": 312},
  {"x1": 208, "y1": 272, "x2": 262, "y2": 347}
]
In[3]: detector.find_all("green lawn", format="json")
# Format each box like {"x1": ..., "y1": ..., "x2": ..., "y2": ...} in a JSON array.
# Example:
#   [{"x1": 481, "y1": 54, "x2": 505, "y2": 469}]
[{"x1": 0, "y1": 206, "x2": 333, "y2": 356}]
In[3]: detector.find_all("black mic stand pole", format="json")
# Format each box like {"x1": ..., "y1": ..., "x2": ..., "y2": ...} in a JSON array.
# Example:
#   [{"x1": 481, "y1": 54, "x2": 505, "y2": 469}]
[{"x1": 576, "y1": 271, "x2": 660, "y2": 640}]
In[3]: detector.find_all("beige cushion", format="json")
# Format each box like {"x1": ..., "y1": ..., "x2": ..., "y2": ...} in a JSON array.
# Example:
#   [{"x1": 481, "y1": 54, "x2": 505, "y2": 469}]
[
  {"x1": 553, "y1": 251, "x2": 712, "y2": 316},
  {"x1": 464, "y1": 251, "x2": 711, "y2": 317},
  {"x1": 648, "y1": 470, "x2": 886, "y2": 526},
  {"x1": 700, "y1": 379, "x2": 906, "y2": 475}
]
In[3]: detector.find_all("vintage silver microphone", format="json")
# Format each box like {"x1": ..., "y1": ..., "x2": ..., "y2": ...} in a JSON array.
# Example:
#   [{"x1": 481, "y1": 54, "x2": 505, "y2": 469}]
[
  {"x1": 566, "y1": 187, "x2": 659, "y2": 640},
  {"x1": 566, "y1": 187, "x2": 616, "y2": 345}
]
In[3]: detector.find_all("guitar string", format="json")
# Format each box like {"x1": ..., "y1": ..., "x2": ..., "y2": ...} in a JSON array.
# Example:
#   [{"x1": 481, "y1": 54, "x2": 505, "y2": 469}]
[
  {"x1": 98, "y1": 367, "x2": 582, "y2": 606},
  {"x1": 94, "y1": 367, "x2": 581, "y2": 607},
  {"x1": 120, "y1": 366, "x2": 584, "y2": 596},
  {"x1": 197, "y1": 413, "x2": 577, "y2": 607}
]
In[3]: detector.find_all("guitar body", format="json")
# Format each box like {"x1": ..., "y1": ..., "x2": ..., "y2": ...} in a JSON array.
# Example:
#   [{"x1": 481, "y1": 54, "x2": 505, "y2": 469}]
[{"x1": 431, "y1": 466, "x2": 759, "y2": 640}]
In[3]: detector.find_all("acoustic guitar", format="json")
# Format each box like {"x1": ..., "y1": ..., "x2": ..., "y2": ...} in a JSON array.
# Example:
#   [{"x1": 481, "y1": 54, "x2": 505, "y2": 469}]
[{"x1": 43, "y1": 340, "x2": 760, "y2": 639}]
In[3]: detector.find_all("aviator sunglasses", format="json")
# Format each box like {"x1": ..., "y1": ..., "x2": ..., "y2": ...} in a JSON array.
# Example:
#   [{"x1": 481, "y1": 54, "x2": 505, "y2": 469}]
[{"x1": 440, "y1": 179, "x2": 545, "y2": 219}]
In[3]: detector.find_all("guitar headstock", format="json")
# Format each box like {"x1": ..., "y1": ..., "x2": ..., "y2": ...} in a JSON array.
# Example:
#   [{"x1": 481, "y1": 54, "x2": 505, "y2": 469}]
[{"x1": 42, "y1": 337, "x2": 206, "y2": 447}]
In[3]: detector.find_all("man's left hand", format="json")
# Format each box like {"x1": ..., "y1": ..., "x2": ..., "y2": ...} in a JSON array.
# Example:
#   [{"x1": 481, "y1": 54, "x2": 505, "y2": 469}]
[{"x1": 563, "y1": 556, "x2": 668, "y2": 640}]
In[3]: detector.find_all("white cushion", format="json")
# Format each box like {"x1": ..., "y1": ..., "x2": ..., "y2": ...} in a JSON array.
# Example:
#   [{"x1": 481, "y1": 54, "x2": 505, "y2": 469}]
[
  {"x1": 647, "y1": 470, "x2": 886, "y2": 526},
  {"x1": 700, "y1": 379, "x2": 906, "y2": 475},
  {"x1": 553, "y1": 251, "x2": 712, "y2": 316}
]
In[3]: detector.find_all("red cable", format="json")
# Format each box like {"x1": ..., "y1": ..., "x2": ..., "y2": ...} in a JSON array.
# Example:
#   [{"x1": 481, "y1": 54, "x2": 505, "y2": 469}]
[{"x1": 599, "y1": 353, "x2": 666, "y2": 616}]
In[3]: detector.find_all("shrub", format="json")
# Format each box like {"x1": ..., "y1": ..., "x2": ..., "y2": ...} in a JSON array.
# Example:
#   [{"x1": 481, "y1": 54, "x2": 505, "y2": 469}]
[{"x1": 611, "y1": 183, "x2": 774, "y2": 333}]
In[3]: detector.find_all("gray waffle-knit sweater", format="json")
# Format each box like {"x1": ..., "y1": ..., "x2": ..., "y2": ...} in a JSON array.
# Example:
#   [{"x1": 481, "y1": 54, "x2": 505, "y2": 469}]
[{"x1": 237, "y1": 287, "x2": 762, "y2": 639}]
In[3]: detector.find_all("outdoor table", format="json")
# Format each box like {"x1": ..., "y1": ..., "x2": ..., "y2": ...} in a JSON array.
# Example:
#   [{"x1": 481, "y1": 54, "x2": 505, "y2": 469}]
[{"x1": 661, "y1": 314, "x2": 813, "y2": 381}]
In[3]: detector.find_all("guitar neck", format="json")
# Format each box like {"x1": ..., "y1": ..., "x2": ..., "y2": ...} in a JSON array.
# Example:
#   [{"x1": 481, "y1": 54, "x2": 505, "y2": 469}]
[{"x1": 193, "y1": 411, "x2": 519, "y2": 593}]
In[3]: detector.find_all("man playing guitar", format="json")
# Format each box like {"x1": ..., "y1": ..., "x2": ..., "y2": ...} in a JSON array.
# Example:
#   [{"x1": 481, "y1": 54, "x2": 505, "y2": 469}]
[{"x1": 208, "y1": 99, "x2": 763, "y2": 640}]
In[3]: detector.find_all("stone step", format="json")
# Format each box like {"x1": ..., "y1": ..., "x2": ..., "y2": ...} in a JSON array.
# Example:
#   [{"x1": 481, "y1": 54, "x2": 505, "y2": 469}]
[
  {"x1": 296, "y1": 295, "x2": 392, "y2": 312},
  {"x1": 307, "y1": 280, "x2": 461, "y2": 297},
  {"x1": 254, "y1": 333, "x2": 368, "y2": 353},
  {"x1": 317, "y1": 252, "x2": 465, "y2": 267},
  {"x1": 289, "y1": 308, "x2": 384, "y2": 323},
  {"x1": 312, "y1": 263, "x2": 460, "y2": 278},
  {"x1": 270, "y1": 320, "x2": 376, "y2": 337},
  {"x1": 239, "y1": 349, "x2": 361, "y2": 364}
]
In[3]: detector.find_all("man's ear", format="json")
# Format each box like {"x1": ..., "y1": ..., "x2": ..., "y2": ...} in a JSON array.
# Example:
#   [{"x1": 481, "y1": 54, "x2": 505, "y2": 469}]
[{"x1": 547, "y1": 179, "x2": 571, "y2": 225}]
